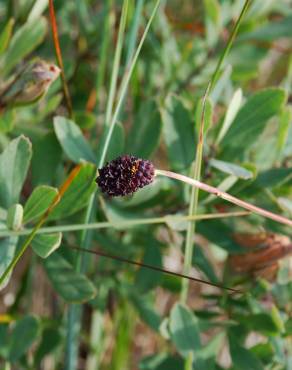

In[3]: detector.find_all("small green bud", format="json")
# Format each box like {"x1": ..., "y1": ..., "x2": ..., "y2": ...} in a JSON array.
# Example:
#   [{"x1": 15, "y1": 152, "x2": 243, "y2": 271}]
[{"x1": 7, "y1": 203, "x2": 23, "y2": 231}]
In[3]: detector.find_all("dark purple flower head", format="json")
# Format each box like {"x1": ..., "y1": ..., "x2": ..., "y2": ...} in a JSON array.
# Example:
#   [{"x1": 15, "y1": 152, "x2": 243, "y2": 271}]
[{"x1": 96, "y1": 155, "x2": 155, "y2": 197}]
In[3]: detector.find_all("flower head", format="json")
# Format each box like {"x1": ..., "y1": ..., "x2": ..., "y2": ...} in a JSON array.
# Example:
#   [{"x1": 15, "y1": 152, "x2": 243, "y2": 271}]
[{"x1": 96, "y1": 155, "x2": 155, "y2": 197}]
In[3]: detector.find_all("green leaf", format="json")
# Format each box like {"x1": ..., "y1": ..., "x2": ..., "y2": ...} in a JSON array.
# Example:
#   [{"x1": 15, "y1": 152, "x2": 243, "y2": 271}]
[
  {"x1": 140, "y1": 353, "x2": 184, "y2": 370},
  {"x1": 0, "y1": 18, "x2": 15, "y2": 55},
  {"x1": 44, "y1": 252, "x2": 97, "y2": 303},
  {"x1": 35, "y1": 327, "x2": 61, "y2": 365},
  {"x1": 161, "y1": 95, "x2": 196, "y2": 171},
  {"x1": 255, "y1": 168, "x2": 292, "y2": 188},
  {"x1": 32, "y1": 232, "x2": 62, "y2": 258},
  {"x1": 54, "y1": 116, "x2": 96, "y2": 164},
  {"x1": 0, "y1": 236, "x2": 18, "y2": 289},
  {"x1": 127, "y1": 100, "x2": 162, "y2": 158},
  {"x1": 0, "y1": 110, "x2": 15, "y2": 133},
  {"x1": 209, "y1": 159, "x2": 253, "y2": 179},
  {"x1": 0, "y1": 17, "x2": 47, "y2": 76},
  {"x1": 31, "y1": 133, "x2": 62, "y2": 186},
  {"x1": 48, "y1": 162, "x2": 96, "y2": 220},
  {"x1": 0, "y1": 135, "x2": 32, "y2": 208},
  {"x1": 222, "y1": 88, "x2": 286, "y2": 156},
  {"x1": 24, "y1": 185, "x2": 58, "y2": 223},
  {"x1": 195, "y1": 97, "x2": 213, "y2": 135},
  {"x1": 131, "y1": 294, "x2": 162, "y2": 331},
  {"x1": 239, "y1": 16, "x2": 292, "y2": 42},
  {"x1": 169, "y1": 303, "x2": 201, "y2": 357},
  {"x1": 8, "y1": 315, "x2": 39, "y2": 361},
  {"x1": 216, "y1": 88, "x2": 242, "y2": 145},
  {"x1": 229, "y1": 333, "x2": 264, "y2": 370},
  {"x1": 135, "y1": 241, "x2": 162, "y2": 293}
]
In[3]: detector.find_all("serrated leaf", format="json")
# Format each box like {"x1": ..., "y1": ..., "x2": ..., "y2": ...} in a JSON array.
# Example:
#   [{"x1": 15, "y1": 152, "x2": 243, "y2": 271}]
[
  {"x1": 0, "y1": 17, "x2": 47, "y2": 76},
  {"x1": 44, "y1": 252, "x2": 97, "y2": 303},
  {"x1": 169, "y1": 303, "x2": 201, "y2": 357},
  {"x1": 161, "y1": 95, "x2": 196, "y2": 170},
  {"x1": 54, "y1": 116, "x2": 96, "y2": 164},
  {"x1": 127, "y1": 100, "x2": 162, "y2": 158},
  {"x1": 48, "y1": 163, "x2": 96, "y2": 220},
  {"x1": 24, "y1": 185, "x2": 58, "y2": 223},
  {"x1": 209, "y1": 159, "x2": 253, "y2": 179},
  {"x1": 0, "y1": 135, "x2": 32, "y2": 208},
  {"x1": 8, "y1": 315, "x2": 39, "y2": 361},
  {"x1": 32, "y1": 232, "x2": 62, "y2": 258}
]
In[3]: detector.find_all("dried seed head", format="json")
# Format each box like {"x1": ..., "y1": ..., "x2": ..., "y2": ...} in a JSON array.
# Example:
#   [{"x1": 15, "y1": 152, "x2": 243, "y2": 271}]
[{"x1": 96, "y1": 155, "x2": 155, "y2": 197}]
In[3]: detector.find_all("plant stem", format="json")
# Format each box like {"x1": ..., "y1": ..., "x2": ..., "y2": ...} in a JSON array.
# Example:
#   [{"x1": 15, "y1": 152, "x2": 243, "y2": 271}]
[
  {"x1": 48, "y1": 0, "x2": 73, "y2": 118},
  {"x1": 0, "y1": 196, "x2": 59, "y2": 287},
  {"x1": 64, "y1": 2, "x2": 162, "y2": 368},
  {"x1": 98, "y1": 0, "x2": 161, "y2": 167},
  {"x1": 70, "y1": 246, "x2": 240, "y2": 293},
  {"x1": 180, "y1": 0, "x2": 252, "y2": 303},
  {"x1": 65, "y1": 2, "x2": 130, "y2": 368},
  {"x1": 104, "y1": 0, "x2": 129, "y2": 126},
  {"x1": 0, "y1": 165, "x2": 82, "y2": 287},
  {"x1": 156, "y1": 170, "x2": 292, "y2": 228},
  {"x1": 0, "y1": 211, "x2": 249, "y2": 238}
]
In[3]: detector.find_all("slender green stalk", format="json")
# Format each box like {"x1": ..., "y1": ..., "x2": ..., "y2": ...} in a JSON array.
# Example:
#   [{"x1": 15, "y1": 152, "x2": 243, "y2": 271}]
[
  {"x1": 180, "y1": 0, "x2": 252, "y2": 303},
  {"x1": 65, "y1": 2, "x2": 164, "y2": 368},
  {"x1": 104, "y1": 0, "x2": 129, "y2": 126},
  {"x1": 0, "y1": 193, "x2": 60, "y2": 286},
  {"x1": 98, "y1": 0, "x2": 161, "y2": 167},
  {"x1": 0, "y1": 211, "x2": 249, "y2": 238}
]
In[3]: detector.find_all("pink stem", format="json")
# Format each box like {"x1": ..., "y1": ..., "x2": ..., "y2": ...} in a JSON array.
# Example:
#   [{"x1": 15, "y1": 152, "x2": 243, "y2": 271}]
[{"x1": 155, "y1": 169, "x2": 292, "y2": 228}]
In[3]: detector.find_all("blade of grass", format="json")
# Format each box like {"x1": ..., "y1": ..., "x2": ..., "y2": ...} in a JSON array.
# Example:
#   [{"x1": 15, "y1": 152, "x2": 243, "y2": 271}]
[
  {"x1": 104, "y1": 0, "x2": 129, "y2": 126},
  {"x1": 0, "y1": 211, "x2": 249, "y2": 238},
  {"x1": 48, "y1": 0, "x2": 73, "y2": 118},
  {"x1": 65, "y1": 2, "x2": 130, "y2": 369},
  {"x1": 64, "y1": 3, "x2": 162, "y2": 367},
  {"x1": 180, "y1": 0, "x2": 252, "y2": 303},
  {"x1": 98, "y1": 0, "x2": 162, "y2": 168}
]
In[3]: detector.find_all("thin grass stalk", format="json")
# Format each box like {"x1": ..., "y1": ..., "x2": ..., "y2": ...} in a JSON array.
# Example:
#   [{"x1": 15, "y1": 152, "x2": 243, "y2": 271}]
[
  {"x1": 65, "y1": 2, "x2": 161, "y2": 367},
  {"x1": 104, "y1": 0, "x2": 129, "y2": 126},
  {"x1": 0, "y1": 211, "x2": 249, "y2": 238},
  {"x1": 181, "y1": 0, "x2": 253, "y2": 303},
  {"x1": 65, "y1": 2, "x2": 130, "y2": 369},
  {"x1": 48, "y1": 0, "x2": 73, "y2": 118},
  {"x1": 98, "y1": 0, "x2": 161, "y2": 168}
]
